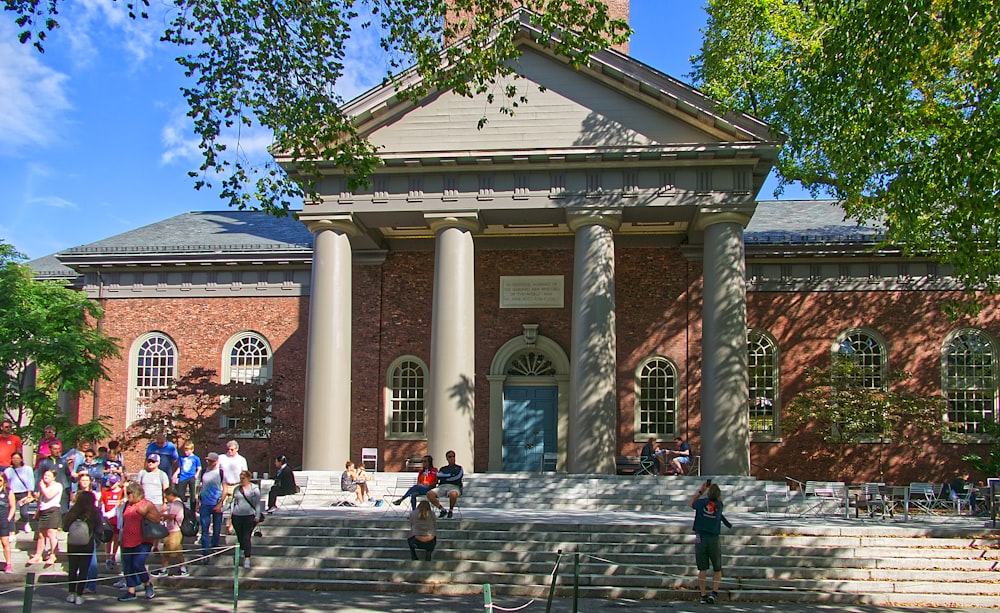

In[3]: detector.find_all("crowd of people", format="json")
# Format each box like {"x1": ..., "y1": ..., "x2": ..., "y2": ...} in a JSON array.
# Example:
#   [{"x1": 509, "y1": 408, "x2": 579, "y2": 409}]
[
  {"x1": 0, "y1": 423, "x2": 278, "y2": 603},
  {"x1": 0, "y1": 419, "x2": 745, "y2": 604}
]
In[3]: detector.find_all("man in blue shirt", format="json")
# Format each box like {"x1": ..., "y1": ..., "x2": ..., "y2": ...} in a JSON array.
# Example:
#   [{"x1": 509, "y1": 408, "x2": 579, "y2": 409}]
[
  {"x1": 198, "y1": 452, "x2": 224, "y2": 558},
  {"x1": 689, "y1": 481, "x2": 732, "y2": 604},
  {"x1": 146, "y1": 432, "x2": 179, "y2": 479},
  {"x1": 668, "y1": 436, "x2": 692, "y2": 475}
]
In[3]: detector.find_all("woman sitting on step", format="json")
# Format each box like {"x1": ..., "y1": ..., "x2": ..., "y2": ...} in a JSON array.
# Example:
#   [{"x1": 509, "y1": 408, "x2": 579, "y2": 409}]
[
  {"x1": 407, "y1": 500, "x2": 437, "y2": 561},
  {"x1": 393, "y1": 455, "x2": 437, "y2": 510}
]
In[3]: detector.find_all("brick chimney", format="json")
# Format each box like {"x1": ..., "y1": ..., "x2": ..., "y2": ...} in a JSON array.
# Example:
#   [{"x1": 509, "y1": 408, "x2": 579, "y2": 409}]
[{"x1": 446, "y1": 1, "x2": 630, "y2": 54}]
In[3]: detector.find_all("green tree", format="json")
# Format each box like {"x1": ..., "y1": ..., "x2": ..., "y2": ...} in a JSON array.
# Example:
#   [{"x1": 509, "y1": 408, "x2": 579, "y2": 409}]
[
  {"x1": 961, "y1": 417, "x2": 1000, "y2": 477},
  {"x1": 693, "y1": 0, "x2": 1000, "y2": 301},
  {"x1": 5, "y1": 0, "x2": 629, "y2": 216},
  {"x1": 785, "y1": 354, "x2": 946, "y2": 481},
  {"x1": 0, "y1": 240, "x2": 121, "y2": 443},
  {"x1": 118, "y1": 367, "x2": 291, "y2": 463}
]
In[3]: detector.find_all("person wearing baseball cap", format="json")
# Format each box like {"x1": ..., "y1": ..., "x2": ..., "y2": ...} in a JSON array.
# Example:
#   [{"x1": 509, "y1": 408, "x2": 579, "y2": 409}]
[
  {"x1": 198, "y1": 452, "x2": 224, "y2": 559},
  {"x1": 136, "y1": 454, "x2": 169, "y2": 507}
]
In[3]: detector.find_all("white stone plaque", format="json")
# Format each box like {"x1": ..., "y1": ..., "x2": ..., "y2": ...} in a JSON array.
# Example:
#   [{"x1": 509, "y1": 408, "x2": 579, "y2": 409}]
[{"x1": 500, "y1": 275, "x2": 564, "y2": 309}]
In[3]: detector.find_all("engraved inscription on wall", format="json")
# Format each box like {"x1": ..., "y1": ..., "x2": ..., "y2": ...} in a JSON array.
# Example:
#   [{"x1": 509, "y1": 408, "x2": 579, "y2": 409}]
[{"x1": 500, "y1": 276, "x2": 564, "y2": 309}]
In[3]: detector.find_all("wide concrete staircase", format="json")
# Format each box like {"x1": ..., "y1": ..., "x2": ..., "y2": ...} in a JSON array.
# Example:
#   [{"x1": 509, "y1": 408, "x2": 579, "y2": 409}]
[{"x1": 10, "y1": 472, "x2": 1000, "y2": 607}]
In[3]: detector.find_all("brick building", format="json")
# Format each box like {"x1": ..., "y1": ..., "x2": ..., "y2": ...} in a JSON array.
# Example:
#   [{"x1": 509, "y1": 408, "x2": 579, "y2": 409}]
[{"x1": 30, "y1": 7, "x2": 999, "y2": 484}]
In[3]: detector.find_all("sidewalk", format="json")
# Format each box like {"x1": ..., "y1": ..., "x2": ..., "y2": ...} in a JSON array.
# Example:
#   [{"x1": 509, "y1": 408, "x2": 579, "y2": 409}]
[{"x1": 13, "y1": 585, "x2": 999, "y2": 612}]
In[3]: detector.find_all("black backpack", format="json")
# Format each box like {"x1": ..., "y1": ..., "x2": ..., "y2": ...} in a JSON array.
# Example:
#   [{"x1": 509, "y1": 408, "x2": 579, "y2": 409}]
[{"x1": 180, "y1": 503, "x2": 199, "y2": 538}]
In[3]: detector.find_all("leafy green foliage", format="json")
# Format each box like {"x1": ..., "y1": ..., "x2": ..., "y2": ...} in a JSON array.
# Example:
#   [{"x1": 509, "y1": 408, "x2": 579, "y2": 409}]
[
  {"x1": 117, "y1": 367, "x2": 289, "y2": 456},
  {"x1": 5, "y1": 1, "x2": 628, "y2": 216},
  {"x1": 693, "y1": 0, "x2": 1000, "y2": 298},
  {"x1": 0, "y1": 240, "x2": 121, "y2": 443},
  {"x1": 785, "y1": 354, "x2": 946, "y2": 445},
  {"x1": 961, "y1": 417, "x2": 1000, "y2": 476}
]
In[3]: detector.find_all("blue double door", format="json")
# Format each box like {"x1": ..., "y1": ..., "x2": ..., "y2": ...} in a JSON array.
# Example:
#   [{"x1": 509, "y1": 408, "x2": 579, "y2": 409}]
[{"x1": 502, "y1": 386, "x2": 557, "y2": 472}]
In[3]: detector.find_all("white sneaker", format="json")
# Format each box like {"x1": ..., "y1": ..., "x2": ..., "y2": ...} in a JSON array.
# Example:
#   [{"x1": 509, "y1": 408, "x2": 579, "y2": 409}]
[
  {"x1": 75, "y1": 595, "x2": 84, "y2": 605},
  {"x1": 242, "y1": 558, "x2": 250, "y2": 569},
  {"x1": 66, "y1": 594, "x2": 76, "y2": 603}
]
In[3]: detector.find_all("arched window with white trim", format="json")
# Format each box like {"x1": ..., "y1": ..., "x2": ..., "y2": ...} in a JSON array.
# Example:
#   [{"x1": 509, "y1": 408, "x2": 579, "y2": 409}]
[
  {"x1": 835, "y1": 329, "x2": 887, "y2": 390},
  {"x1": 128, "y1": 332, "x2": 178, "y2": 425},
  {"x1": 221, "y1": 332, "x2": 272, "y2": 434},
  {"x1": 748, "y1": 329, "x2": 780, "y2": 438},
  {"x1": 386, "y1": 356, "x2": 427, "y2": 440},
  {"x1": 634, "y1": 356, "x2": 678, "y2": 440},
  {"x1": 942, "y1": 328, "x2": 998, "y2": 435}
]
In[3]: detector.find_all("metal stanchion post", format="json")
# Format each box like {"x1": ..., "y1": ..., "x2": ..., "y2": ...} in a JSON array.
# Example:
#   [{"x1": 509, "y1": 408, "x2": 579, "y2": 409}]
[
  {"x1": 573, "y1": 552, "x2": 580, "y2": 613},
  {"x1": 233, "y1": 542, "x2": 241, "y2": 613},
  {"x1": 545, "y1": 550, "x2": 563, "y2": 613},
  {"x1": 483, "y1": 583, "x2": 492, "y2": 610},
  {"x1": 22, "y1": 572, "x2": 35, "y2": 613}
]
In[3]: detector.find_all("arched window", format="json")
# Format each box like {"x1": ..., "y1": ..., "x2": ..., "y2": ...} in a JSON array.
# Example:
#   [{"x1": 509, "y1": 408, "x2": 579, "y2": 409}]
[
  {"x1": 634, "y1": 356, "x2": 678, "y2": 440},
  {"x1": 221, "y1": 332, "x2": 273, "y2": 434},
  {"x1": 748, "y1": 329, "x2": 779, "y2": 438},
  {"x1": 942, "y1": 329, "x2": 998, "y2": 435},
  {"x1": 832, "y1": 328, "x2": 888, "y2": 437},
  {"x1": 128, "y1": 332, "x2": 177, "y2": 425},
  {"x1": 835, "y1": 329, "x2": 887, "y2": 390},
  {"x1": 386, "y1": 356, "x2": 427, "y2": 439}
]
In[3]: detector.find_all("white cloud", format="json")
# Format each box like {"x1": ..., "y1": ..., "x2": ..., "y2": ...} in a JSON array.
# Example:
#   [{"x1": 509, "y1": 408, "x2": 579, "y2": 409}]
[
  {"x1": 62, "y1": 0, "x2": 161, "y2": 67},
  {"x1": 26, "y1": 196, "x2": 77, "y2": 209},
  {"x1": 160, "y1": 107, "x2": 275, "y2": 168},
  {"x1": 0, "y1": 25, "x2": 72, "y2": 151}
]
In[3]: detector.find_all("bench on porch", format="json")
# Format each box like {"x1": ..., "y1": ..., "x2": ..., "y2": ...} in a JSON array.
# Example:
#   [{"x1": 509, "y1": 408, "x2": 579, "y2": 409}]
[{"x1": 615, "y1": 455, "x2": 642, "y2": 475}]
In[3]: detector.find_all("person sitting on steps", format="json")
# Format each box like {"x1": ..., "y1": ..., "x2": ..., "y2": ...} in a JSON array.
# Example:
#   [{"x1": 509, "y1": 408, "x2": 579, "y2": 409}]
[
  {"x1": 265, "y1": 455, "x2": 297, "y2": 513},
  {"x1": 426, "y1": 450, "x2": 463, "y2": 518},
  {"x1": 407, "y1": 500, "x2": 437, "y2": 561},
  {"x1": 341, "y1": 461, "x2": 371, "y2": 506}
]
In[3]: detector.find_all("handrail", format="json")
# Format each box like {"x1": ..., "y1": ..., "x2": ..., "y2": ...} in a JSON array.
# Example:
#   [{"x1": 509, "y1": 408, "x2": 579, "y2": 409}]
[{"x1": 751, "y1": 462, "x2": 804, "y2": 492}]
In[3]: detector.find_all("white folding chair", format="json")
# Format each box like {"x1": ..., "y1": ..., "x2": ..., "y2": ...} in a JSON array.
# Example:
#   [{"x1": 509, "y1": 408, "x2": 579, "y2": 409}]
[
  {"x1": 540, "y1": 452, "x2": 557, "y2": 471},
  {"x1": 908, "y1": 482, "x2": 939, "y2": 514},
  {"x1": 361, "y1": 447, "x2": 378, "y2": 473},
  {"x1": 329, "y1": 475, "x2": 357, "y2": 507},
  {"x1": 382, "y1": 475, "x2": 417, "y2": 516},
  {"x1": 276, "y1": 476, "x2": 307, "y2": 515}
]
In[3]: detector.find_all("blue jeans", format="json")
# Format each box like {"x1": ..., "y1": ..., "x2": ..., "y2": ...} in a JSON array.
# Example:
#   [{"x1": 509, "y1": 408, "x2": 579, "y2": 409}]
[
  {"x1": 402, "y1": 484, "x2": 432, "y2": 509},
  {"x1": 200, "y1": 502, "x2": 223, "y2": 558},
  {"x1": 85, "y1": 547, "x2": 98, "y2": 591},
  {"x1": 122, "y1": 542, "x2": 152, "y2": 589}
]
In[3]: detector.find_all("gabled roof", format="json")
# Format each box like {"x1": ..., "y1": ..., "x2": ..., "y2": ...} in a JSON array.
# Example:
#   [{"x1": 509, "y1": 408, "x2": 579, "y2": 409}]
[
  {"x1": 339, "y1": 9, "x2": 779, "y2": 151},
  {"x1": 747, "y1": 200, "x2": 883, "y2": 244}
]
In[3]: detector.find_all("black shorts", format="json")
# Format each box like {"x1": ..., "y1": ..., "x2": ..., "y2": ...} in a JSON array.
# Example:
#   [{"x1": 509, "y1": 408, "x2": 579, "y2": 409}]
[
  {"x1": 695, "y1": 532, "x2": 722, "y2": 572},
  {"x1": 0, "y1": 515, "x2": 11, "y2": 534}
]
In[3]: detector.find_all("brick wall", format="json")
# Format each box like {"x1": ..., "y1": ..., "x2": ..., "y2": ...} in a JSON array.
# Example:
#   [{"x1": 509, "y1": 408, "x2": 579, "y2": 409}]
[{"x1": 76, "y1": 247, "x2": 1000, "y2": 483}]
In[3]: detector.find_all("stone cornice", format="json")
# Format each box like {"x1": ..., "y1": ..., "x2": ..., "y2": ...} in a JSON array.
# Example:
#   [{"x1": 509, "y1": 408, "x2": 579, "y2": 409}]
[{"x1": 299, "y1": 214, "x2": 365, "y2": 236}]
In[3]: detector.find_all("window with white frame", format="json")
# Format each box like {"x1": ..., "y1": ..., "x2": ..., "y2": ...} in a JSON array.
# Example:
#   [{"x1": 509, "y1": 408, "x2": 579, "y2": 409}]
[
  {"x1": 942, "y1": 329, "x2": 998, "y2": 435},
  {"x1": 386, "y1": 356, "x2": 427, "y2": 439},
  {"x1": 221, "y1": 332, "x2": 272, "y2": 435},
  {"x1": 832, "y1": 328, "x2": 887, "y2": 437},
  {"x1": 635, "y1": 356, "x2": 678, "y2": 440},
  {"x1": 128, "y1": 333, "x2": 177, "y2": 425},
  {"x1": 835, "y1": 329, "x2": 887, "y2": 389},
  {"x1": 748, "y1": 329, "x2": 779, "y2": 437}
]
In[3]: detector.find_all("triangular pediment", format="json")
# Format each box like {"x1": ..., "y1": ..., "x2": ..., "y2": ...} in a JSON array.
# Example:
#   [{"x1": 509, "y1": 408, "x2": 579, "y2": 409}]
[
  {"x1": 344, "y1": 22, "x2": 777, "y2": 158},
  {"x1": 365, "y1": 48, "x2": 723, "y2": 153}
]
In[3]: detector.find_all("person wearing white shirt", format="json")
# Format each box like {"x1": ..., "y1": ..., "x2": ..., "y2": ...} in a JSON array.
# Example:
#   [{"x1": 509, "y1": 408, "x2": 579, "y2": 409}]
[{"x1": 217, "y1": 441, "x2": 248, "y2": 534}]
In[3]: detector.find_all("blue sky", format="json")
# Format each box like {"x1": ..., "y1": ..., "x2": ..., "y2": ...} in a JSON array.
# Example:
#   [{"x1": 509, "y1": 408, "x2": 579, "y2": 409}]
[{"x1": 0, "y1": 1, "x2": 801, "y2": 261}]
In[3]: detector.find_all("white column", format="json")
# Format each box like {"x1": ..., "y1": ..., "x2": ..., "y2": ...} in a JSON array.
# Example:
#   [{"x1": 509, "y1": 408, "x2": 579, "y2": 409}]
[
  {"x1": 301, "y1": 216, "x2": 358, "y2": 471},
  {"x1": 698, "y1": 212, "x2": 750, "y2": 476},
  {"x1": 426, "y1": 213, "x2": 480, "y2": 471},
  {"x1": 566, "y1": 210, "x2": 620, "y2": 474}
]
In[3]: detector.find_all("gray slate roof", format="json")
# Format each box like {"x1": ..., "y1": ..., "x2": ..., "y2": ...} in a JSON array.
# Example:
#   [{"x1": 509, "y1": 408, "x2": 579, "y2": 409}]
[
  {"x1": 747, "y1": 200, "x2": 882, "y2": 244},
  {"x1": 58, "y1": 210, "x2": 314, "y2": 255}
]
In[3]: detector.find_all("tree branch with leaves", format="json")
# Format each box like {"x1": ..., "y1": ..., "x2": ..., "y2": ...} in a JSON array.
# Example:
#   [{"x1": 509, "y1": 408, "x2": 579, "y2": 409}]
[{"x1": 5, "y1": 0, "x2": 629, "y2": 216}]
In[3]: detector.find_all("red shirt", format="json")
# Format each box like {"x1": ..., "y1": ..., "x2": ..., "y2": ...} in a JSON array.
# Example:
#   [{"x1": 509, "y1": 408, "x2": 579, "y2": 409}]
[
  {"x1": 0, "y1": 434, "x2": 22, "y2": 466},
  {"x1": 121, "y1": 500, "x2": 154, "y2": 548},
  {"x1": 417, "y1": 468, "x2": 438, "y2": 487}
]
